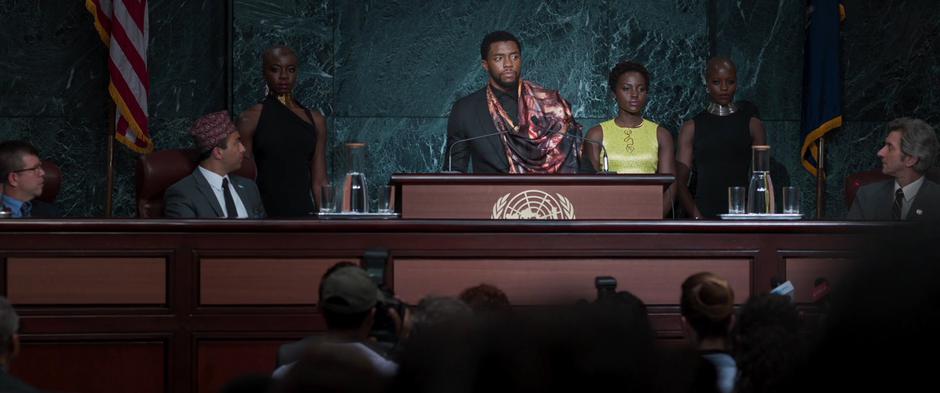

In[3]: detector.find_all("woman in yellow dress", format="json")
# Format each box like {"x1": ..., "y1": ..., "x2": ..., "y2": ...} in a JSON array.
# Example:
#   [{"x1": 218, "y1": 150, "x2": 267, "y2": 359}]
[{"x1": 584, "y1": 61, "x2": 676, "y2": 215}]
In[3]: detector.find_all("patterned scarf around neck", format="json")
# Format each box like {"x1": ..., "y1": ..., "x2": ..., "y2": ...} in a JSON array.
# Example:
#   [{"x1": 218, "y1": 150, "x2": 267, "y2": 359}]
[{"x1": 486, "y1": 80, "x2": 583, "y2": 174}]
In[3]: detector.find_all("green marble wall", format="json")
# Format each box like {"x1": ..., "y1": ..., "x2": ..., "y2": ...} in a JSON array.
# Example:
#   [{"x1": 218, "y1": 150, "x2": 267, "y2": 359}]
[
  {"x1": 1, "y1": 0, "x2": 937, "y2": 218},
  {"x1": 0, "y1": 0, "x2": 227, "y2": 216},
  {"x1": 714, "y1": 0, "x2": 940, "y2": 216},
  {"x1": 233, "y1": 0, "x2": 710, "y2": 208}
]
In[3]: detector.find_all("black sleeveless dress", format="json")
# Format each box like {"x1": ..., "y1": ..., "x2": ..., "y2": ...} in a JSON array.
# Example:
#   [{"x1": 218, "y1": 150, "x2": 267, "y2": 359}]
[
  {"x1": 691, "y1": 101, "x2": 759, "y2": 218},
  {"x1": 253, "y1": 96, "x2": 318, "y2": 218}
]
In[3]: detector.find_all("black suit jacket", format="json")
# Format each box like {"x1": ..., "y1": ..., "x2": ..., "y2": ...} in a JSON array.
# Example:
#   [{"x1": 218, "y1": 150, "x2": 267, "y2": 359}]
[{"x1": 443, "y1": 88, "x2": 511, "y2": 173}]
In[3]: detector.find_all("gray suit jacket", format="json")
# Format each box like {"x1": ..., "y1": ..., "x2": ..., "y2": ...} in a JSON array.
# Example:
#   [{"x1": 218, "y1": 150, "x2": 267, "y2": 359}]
[
  {"x1": 164, "y1": 169, "x2": 266, "y2": 218},
  {"x1": 847, "y1": 178, "x2": 940, "y2": 220}
]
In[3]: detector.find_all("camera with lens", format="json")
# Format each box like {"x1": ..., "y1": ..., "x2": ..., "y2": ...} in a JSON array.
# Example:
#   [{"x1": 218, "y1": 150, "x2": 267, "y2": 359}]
[{"x1": 362, "y1": 249, "x2": 406, "y2": 345}]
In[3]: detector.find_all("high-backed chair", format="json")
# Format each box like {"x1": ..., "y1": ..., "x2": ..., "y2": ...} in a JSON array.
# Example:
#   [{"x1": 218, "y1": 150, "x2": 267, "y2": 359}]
[
  {"x1": 844, "y1": 169, "x2": 891, "y2": 207},
  {"x1": 844, "y1": 167, "x2": 940, "y2": 207},
  {"x1": 136, "y1": 149, "x2": 200, "y2": 218},
  {"x1": 136, "y1": 149, "x2": 258, "y2": 218},
  {"x1": 36, "y1": 160, "x2": 62, "y2": 204}
]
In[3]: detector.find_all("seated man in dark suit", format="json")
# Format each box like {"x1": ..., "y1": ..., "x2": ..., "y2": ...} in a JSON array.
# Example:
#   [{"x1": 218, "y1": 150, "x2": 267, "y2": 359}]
[
  {"x1": 0, "y1": 296, "x2": 39, "y2": 393},
  {"x1": 165, "y1": 111, "x2": 265, "y2": 218},
  {"x1": 0, "y1": 140, "x2": 59, "y2": 218},
  {"x1": 848, "y1": 117, "x2": 940, "y2": 220},
  {"x1": 443, "y1": 31, "x2": 583, "y2": 174}
]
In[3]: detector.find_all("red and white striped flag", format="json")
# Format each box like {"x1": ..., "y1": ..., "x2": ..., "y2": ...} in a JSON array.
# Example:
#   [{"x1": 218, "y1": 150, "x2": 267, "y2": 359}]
[{"x1": 86, "y1": 0, "x2": 153, "y2": 153}]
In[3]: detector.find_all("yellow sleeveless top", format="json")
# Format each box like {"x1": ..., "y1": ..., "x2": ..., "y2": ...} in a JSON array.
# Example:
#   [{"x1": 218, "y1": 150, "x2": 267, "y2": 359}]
[{"x1": 600, "y1": 118, "x2": 660, "y2": 174}]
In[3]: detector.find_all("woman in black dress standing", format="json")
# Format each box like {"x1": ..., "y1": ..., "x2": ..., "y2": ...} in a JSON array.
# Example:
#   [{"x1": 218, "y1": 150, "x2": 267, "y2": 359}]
[
  {"x1": 238, "y1": 45, "x2": 328, "y2": 217},
  {"x1": 676, "y1": 57, "x2": 766, "y2": 219}
]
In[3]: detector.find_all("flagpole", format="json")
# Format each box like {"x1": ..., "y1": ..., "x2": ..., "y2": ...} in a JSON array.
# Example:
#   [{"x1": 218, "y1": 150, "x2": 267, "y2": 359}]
[
  {"x1": 226, "y1": 0, "x2": 233, "y2": 113},
  {"x1": 105, "y1": 102, "x2": 115, "y2": 217},
  {"x1": 816, "y1": 137, "x2": 825, "y2": 218}
]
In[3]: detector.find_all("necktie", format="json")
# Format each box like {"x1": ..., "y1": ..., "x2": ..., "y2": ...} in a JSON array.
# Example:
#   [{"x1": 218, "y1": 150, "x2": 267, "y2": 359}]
[
  {"x1": 20, "y1": 201, "x2": 31, "y2": 218},
  {"x1": 892, "y1": 188, "x2": 904, "y2": 220},
  {"x1": 222, "y1": 178, "x2": 238, "y2": 219}
]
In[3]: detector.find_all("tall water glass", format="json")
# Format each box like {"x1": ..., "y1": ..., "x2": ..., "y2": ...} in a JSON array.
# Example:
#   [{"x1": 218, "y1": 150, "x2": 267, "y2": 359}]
[
  {"x1": 376, "y1": 185, "x2": 392, "y2": 213},
  {"x1": 320, "y1": 184, "x2": 336, "y2": 213},
  {"x1": 728, "y1": 186, "x2": 746, "y2": 214},
  {"x1": 783, "y1": 186, "x2": 800, "y2": 214}
]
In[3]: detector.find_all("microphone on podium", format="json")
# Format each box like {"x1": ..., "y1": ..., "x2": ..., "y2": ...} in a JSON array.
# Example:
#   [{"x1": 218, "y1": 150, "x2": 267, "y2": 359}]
[
  {"x1": 444, "y1": 130, "x2": 510, "y2": 173},
  {"x1": 531, "y1": 116, "x2": 611, "y2": 174},
  {"x1": 577, "y1": 136, "x2": 611, "y2": 174}
]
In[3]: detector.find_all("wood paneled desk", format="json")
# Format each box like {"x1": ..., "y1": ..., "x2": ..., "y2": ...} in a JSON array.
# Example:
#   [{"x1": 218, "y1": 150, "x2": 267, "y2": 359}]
[{"x1": 0, "y1": 219, "x2": 884, "y2": 393}]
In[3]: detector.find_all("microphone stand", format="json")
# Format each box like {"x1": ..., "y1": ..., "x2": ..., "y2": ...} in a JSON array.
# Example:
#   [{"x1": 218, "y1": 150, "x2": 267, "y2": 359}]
[
  {"x1": 445, "y1": 130, "x2": 508, "y2": 172},
  {"x1": 538, "y1": 124, "x2": 611, "y2": 174}
]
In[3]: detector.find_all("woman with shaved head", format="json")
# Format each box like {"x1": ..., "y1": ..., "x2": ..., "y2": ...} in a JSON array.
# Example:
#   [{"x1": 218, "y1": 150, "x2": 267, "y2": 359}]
[
  {"x1": 237, "y1": 45, "x2": 328, "y2": 218},
  {"x1": 676, "y1": 57, "x2": 767, "y2": 219}
]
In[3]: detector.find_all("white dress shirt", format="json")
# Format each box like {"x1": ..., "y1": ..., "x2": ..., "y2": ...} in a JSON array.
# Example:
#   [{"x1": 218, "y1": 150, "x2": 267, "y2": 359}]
[
  {"x1": 198, "y1": 166, "x2": 248, "y2": 218},
  {"x1": 894, "y1": 175, "x2": 924, "y2": 219}
]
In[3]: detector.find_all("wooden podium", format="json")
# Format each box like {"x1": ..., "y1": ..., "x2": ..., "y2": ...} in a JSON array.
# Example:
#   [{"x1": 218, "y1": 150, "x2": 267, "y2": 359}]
[{"x1": 390, "y1": 174, "x2": 674, "y2": 220}]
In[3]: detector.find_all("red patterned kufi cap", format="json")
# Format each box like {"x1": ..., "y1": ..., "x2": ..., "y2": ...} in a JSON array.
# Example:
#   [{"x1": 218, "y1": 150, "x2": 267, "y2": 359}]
[{"x1": 190, "y1": 111, "x2": 237, "y2": 153}]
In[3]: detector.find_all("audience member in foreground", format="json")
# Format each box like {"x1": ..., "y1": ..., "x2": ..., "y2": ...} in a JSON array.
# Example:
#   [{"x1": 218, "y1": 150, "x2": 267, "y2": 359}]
[
  {"x1": 733, "y1": 294, "x2": 803, "y2": 393},
  {"x1": 274, "y1": 263, "x2": 397, "y2": 378},
  {"x1": 392, "y1": 289, "x2": 718, "y2": 393},
  {"x1": 458, "y1": 283, "x2": 511, "y2": 314},
  {"x1": 787, "y1": 226, "x2": 940, "y2": 392},
  {"x1": 679, "y1": 272, "x2": 736, "y2": 393},
  {"x1": 272, "y1": 343, "x2": 388, "y2": 393},
  {"x1": 0, "y1": 296, "x2": 39, "y2": 393}
]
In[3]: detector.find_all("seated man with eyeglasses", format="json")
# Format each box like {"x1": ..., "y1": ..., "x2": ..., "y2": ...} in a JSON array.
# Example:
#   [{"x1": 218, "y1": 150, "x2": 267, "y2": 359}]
[{"x1": 0, "y1": 140, "x2": 59, "y2": 218}]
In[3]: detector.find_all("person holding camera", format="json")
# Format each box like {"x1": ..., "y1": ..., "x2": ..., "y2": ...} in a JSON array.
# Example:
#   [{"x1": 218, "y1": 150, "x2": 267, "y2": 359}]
[{"x1": 273, "y1": 263, "x2": 398, "y2": 379}]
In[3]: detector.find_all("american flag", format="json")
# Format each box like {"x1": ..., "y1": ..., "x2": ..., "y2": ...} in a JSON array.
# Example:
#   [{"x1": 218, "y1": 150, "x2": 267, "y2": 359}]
[{"x1": 86, "y1": 0, "x2": 152, "y2": 153}]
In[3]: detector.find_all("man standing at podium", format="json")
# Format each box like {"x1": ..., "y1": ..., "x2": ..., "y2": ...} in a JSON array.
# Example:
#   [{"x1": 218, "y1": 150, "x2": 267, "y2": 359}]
[{"x1": 444, "y1": 31, "x2": 583, "y2": 174}]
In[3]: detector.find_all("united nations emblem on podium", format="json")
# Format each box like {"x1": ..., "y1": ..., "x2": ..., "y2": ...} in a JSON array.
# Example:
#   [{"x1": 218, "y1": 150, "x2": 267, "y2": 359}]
[{"x1": 491, "y1": 190, "x2": 576, "y2": 220}]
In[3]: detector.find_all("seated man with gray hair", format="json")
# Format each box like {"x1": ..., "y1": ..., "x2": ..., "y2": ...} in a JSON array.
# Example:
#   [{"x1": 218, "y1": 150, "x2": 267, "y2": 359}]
[
  {"x1": 0, "y1": 296, "x2": 39, "y2": 393},
  {"x1": 848, "y1": 117, "x2": 940, "y2": 220}
]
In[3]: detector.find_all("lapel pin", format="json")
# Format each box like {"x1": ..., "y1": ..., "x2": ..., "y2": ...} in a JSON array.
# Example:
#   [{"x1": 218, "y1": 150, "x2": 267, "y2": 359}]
[{"x1": 916, "y1": 209, "x2": 923, "y2": 216}]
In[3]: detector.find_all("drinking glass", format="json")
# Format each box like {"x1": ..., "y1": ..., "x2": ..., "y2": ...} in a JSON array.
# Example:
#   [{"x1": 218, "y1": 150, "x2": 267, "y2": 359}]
[
  {"x1": 320, "y1": 184, "x2": 336, "y2": 213},
  {"x1": 728, "y1": 186, "x2": 746, "y2": 214},
  {"x1": 783, "y1": 186, "x2": 800, "y2": 214}
]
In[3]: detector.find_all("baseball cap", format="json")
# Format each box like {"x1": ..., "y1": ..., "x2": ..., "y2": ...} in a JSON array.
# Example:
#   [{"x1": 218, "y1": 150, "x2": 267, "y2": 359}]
[{"x1": 320, "y1": 266, "x2": 379, "y2": 314}]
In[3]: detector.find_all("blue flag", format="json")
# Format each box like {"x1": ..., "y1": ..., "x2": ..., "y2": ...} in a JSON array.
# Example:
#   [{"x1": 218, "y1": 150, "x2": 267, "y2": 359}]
[{"x1": 800, "y1": 0, "x2": 845, "y2": 176}]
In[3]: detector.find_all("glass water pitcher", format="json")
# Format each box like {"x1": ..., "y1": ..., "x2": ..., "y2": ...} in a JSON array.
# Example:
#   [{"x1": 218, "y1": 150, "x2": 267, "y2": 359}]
[
  {"x1": 747, "y1": 145, "x2": 775, "y2": 214},
  {"x1": 343, "y1": 142, "x2": 369, "y2": 213}
]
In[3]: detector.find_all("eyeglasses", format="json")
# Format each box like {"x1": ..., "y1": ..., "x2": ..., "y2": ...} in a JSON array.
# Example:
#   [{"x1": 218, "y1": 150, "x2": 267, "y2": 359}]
[{"x1": 12, "y1": 163, "x2": 43, "y2": 175}]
